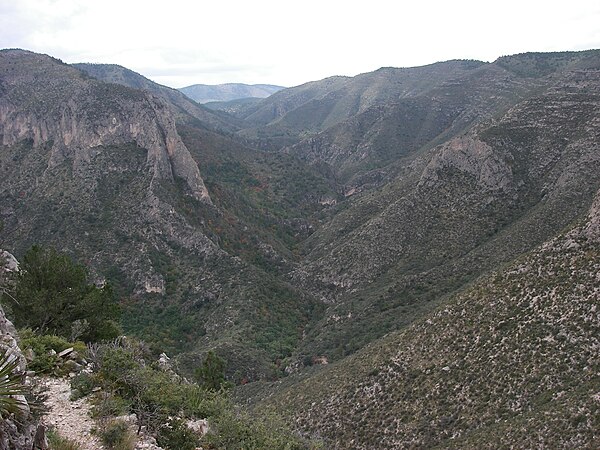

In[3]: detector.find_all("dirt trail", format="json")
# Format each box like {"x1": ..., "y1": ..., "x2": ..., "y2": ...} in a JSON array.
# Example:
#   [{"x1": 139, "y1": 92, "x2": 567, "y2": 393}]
[{"x1": 41, "y1": 377, "x2": 103, "y2": 449}]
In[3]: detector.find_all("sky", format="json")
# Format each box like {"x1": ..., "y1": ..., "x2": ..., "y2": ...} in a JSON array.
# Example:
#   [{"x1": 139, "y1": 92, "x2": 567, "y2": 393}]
[{"x1": 1, "y1": 0, "x2": 599, "y2": 88}]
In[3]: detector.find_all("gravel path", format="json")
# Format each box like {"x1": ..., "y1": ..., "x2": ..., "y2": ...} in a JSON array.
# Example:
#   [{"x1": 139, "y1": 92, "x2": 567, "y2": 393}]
[{"x1": 41, "y1": 377, "x2": 104, "y2": 450}]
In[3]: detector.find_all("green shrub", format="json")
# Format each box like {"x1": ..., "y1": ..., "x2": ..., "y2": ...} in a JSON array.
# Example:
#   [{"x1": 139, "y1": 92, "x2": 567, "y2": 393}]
[
  {"x1": 88, "y1": 339, "x2": 313, "y2": 448},
  {"x1": 18, "y1": 330, "x2": 86, "y2": 374},
  {"x1": 98, "y1": 419, "x2": 135, "y2": 450},
  {"x1": 47, "y1": 429, "x2": 82, "y2": 450},
  {"x1": 70, "y1": 373, "x2": 96, "y2": 400},
  {"x1": 91, "y1": 392, "x2": 130, "y2": 420},
  {"x1": 194, "y1": 350, "x2": 230, "y2": 391},
  {"x1": 4, "y1": 245, "x2": 121, "y2": 342},
  {"x1": 156, "y1": 417, "x2": 199, "y2": 450},
  {"x1": 98, "y1": 347, "x2": 140, "y2": 382},
  {"x1": 203, "y1": 408, "x2": 312, "y2": 450}
]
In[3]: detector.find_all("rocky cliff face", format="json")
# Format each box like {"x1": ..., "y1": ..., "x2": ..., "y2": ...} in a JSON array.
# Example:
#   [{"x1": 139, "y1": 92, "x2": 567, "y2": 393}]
[
  {"x1": 419, "y1": 134, "x2": 513, "y2": 191},
  {"x1": 0, "y1": 50, "x2": 210, "y2": 203},
  {"x1": 73, "y1": 63, "x2": 242, "y2": 133},
  {"x1": 0, "y1": 49, "x2": 325, "y2": 380}
]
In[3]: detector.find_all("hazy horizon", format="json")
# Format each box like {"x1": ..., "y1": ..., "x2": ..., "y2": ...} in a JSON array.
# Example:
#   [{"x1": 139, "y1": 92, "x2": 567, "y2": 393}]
[{"x1": 1, "y1": 0, "x2": 599, "y2": 88}]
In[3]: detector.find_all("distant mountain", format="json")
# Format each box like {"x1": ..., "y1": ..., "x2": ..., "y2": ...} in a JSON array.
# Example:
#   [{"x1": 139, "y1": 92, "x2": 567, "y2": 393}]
[
  {"x1": 237, "y1": 51, "x2": 600, "y2": 156},
  {"x1": 235, "y1": 61, "x2": 484, "y2": 140},
  {"x1": 73, "y1": 63, "x2": 241, "y2": 132},
  {"x1": 179, "y1": 83, "x2": 284, "y2": 103}
]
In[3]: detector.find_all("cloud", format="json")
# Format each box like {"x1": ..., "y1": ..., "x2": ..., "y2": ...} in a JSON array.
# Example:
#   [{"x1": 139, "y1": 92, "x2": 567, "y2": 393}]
[{"x1": 1, "y1": 0, "x2": 599, "y2": 87}]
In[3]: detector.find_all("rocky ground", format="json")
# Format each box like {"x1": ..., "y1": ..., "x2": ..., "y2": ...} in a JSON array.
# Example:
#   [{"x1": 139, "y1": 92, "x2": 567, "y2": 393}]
[
  {"x1": 40, "y1": 377, "x2": 162, "y2": 450},
  {"x1": 41, "y1": 377, "x2": 103, "y2": 449}
]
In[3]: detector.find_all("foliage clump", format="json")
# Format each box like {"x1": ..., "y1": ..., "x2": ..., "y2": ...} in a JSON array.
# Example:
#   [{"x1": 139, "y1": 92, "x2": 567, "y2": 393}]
[
  {"x1": 156, "y1": 417, "x2": 199, "y2": 450},
  {"x1": 3, "y1": 246, "x2": 121, "y2": 342},
  {"x1": 194, "y1": 350, "x2": 231, "y2": 391},
  {"x1": 0, "y1": 348, "x2": 27, "y2": 418},
  {"x1": 18, "y1": 329, "x2": 86, "y2": 374},
  {"x1": 46, "y1": 429, "x2": 82, "y2": 450},
  {"x1": 97, "y1": 418, "x2": 136, "y2": 450}
]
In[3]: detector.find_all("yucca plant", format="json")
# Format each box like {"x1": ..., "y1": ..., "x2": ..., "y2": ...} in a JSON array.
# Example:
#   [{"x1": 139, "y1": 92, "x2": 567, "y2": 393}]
[{"x1": 0, "y1": 347, "x2": 27, "y2": 418}]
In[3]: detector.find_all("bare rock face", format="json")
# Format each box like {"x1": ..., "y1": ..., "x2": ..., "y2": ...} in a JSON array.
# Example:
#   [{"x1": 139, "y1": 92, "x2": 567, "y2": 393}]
[
  {"x1": 0, "y1": 49, "x2": 210, "y2": 203},
  {"x1": 0, "y1": 251, "x2": 40, "y2": 450},
  {"x1": 420, "y1": 134, "x2": 513, "y2": 191},
  {"x1": 0, "y1": 251, "x2": 18, "y2": 272},
  {"x1": 0, "y1": 315, "x2": 38, "y2": 450},
  {"x1": 0, "y1": 251, "x2": 23, "y2": 371}
]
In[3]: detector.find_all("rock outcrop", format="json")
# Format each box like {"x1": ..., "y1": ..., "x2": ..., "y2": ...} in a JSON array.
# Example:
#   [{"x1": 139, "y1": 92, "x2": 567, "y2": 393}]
[
  {"x1": 584, "y1": 188, "x2": 600, "y2": 239},
  {"x1": 0, "y1": 251, "x2": 42, "y2": 450},
  {"x1": 419, "y1": 134, "x2": 513, "y2": 191},
  {"x1": 0, "y1": 49, "x2": 210, "y2": 203}
]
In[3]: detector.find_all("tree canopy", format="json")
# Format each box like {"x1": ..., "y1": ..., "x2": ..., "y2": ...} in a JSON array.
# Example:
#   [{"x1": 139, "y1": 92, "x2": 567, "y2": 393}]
[
  {"x1": 2, "y1": 245, "x2": 120, "y2": 342},
  {"x1": 195, "y1": 350, "x2": 229, "y2": 391}
]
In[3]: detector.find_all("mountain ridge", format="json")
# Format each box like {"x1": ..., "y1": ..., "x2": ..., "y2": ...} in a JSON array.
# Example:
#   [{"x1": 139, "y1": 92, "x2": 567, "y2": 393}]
[
  {"x1": 73, "y1": 62, "x2": 242, "y2": 132},
  {"x1": 286, "y1": 61, "x2": 600, "y2": 362},
  {"x1": 179, "y1": 82, "x2": 284, "y2": 104},
  {"x1": 0, "y1": 49, "x2": 330, "y2": 380},
  {"x1": 1, "y1": 50, "x2": 211, "y2": 203}
]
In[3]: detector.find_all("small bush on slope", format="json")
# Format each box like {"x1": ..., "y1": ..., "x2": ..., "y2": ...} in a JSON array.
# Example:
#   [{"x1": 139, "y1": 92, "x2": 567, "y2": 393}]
[{"x1": 18, "y1": 330, "x2": 86, "y2": 374}]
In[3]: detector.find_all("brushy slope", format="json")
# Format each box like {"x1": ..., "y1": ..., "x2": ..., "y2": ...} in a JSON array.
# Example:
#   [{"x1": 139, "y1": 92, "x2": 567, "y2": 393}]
[
  {"x1": 289, "y1": 58, "x2": 600, "y2": 364},
  {"x1": 252, "y1": 190, "x2": 600, "y2": 449}
]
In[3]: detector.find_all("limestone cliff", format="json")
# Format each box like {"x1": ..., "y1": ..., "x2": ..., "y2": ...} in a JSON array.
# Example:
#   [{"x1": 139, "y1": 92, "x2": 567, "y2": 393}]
[
  {"x1": 419, "y1": 134, "x2": 513, "y2": 191},
  {"x1": 0, "y1": 49, "x2": 210, "y2": 203}
]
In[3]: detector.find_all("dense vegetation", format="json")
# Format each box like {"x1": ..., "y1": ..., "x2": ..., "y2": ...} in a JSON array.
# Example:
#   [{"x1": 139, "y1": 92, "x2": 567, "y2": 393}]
[
  {"x1": 0, "y1": 242, "x2": 312, "y2": 448},
  {"x1": 3, "y1": 246, "x2": 120, "y2": 342}
]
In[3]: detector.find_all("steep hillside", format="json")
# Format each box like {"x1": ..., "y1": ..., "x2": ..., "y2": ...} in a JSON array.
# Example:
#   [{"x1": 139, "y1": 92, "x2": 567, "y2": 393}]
[
  {"x1": 235, "y1": 51, "x2": 600, "y2": 182},
  {"x1": 0, "y1": 50, "x2": 329, "y2": 380},
  {"x1": 236, "y1": 60, "x2": 486, "y2": 147},
  {"x1": 284, "y1": 62, "x2": 544, "y2": 184},
  {"x1": 1, "y1": 51, "x2": 210, "y2": 203},
  {"x1": 284, "y1": 51, "x2": 600, "y2": 185},
  {"x1": 204, "y1": 97, "x2": 263, "y2": 116},
  {"x1": 250, "y1": 188, "x2": 600, "y2": 449},
  {"x1": 2, "y1": 48, "x2": 599, "y2": 436},
  {"x1": 289, "y1": 56, "x2": 600, "y2": 362},
  {"x1": 179, "y1": 83, "x2": 284, "y2": 104}
]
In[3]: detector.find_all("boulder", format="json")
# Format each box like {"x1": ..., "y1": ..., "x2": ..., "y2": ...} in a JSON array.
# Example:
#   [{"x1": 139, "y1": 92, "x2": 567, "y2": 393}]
[{"x1": 57, "y1": 347, "x2": 74, "y2": 358}]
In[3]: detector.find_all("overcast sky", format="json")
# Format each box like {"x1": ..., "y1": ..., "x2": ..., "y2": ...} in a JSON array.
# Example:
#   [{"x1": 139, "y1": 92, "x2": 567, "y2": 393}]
[{"x1": 1, "y1": 0, "x2": 599, "y2": 88}]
